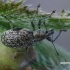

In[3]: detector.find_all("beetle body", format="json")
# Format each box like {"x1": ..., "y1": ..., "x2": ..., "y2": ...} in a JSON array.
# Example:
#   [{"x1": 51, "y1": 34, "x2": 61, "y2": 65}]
[
  {"x1": 1, "y1": 28, "x2": 54, "y2": 49},
  {"x1": 1, "y1": 28, "x2": 35, "y2": 48}
]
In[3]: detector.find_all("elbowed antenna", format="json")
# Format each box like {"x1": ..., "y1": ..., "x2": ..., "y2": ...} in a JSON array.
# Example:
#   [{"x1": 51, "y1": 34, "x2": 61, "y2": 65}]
[
  {"x1": 31, "y1": 4, "x2": 41, "y2": 31},
  {"x1": 1, "y1": 15, "x2": 13, "y2": 29}
]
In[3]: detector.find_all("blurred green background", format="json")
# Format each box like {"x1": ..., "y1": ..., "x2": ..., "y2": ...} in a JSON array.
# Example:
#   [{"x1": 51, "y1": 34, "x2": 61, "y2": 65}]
[{"x1": 0, "y1": 0, "x2": 70, "y2": 70}]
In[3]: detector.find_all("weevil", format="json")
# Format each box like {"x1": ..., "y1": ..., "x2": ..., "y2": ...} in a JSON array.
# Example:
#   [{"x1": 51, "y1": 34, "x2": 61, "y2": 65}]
[{"x1": 1, "y1": 4, "x2": 67, "y2": 70}]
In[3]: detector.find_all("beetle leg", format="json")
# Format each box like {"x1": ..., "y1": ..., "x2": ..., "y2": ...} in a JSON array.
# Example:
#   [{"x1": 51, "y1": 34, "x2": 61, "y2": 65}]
[
  {"x1": 31, "y1": 21, "x2": 35, "y2": 31},
  {"x1": 47, "y1": 36, "x2": 59, "y2": 56},
  {"x1": 13, "y1": 51, "x2": 18, "y2": 60},
  {"x1": 1, "y1": 15, "x2": 13, "y2": 29},
  {"x1": 26, "y1": 47, "x2": 29, "y2": 52},
  {"x1": 17, "y1": 61, "x2": 34, "y2": 70},
  {"x1": 43, "y1": 21, "x2": 47, "y2": 30},
  {"x1": 38, "y1": 19, "x2": 42, "y2": 30},
  {"x1": 31, "y1": 4, "x2": 41, "y2": 31},
  {"x1": 13, "y1": 47, "x2": 30, "y2": 60},
  {"x1": 14, "y1": 52, "x2": 36, "y2": 69},
  {"x1": 13, "y1": 50, "x2": 23, "y2": 60}
]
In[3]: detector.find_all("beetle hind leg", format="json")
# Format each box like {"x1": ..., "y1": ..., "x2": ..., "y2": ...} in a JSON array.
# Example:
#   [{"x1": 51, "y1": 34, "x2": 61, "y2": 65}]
[
  {"x1": 13, "y1": 47, "x2": 29, "y2": 60},
  {"x1": 13, "y1": 50, "x2": 19, "y2": 60},
  {"x1": 13, "y1": 50, "x2": 21, "y2": 60}
]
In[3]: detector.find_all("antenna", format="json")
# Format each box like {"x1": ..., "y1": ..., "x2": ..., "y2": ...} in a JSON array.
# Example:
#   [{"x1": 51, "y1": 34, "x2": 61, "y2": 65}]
[{"x1": 1, "y1": 15, "x2": 13, "y2": 29}]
